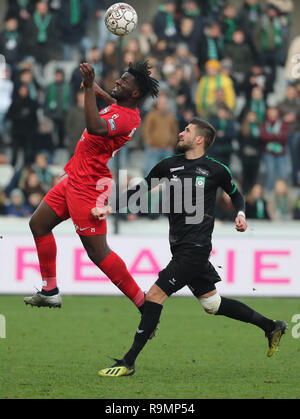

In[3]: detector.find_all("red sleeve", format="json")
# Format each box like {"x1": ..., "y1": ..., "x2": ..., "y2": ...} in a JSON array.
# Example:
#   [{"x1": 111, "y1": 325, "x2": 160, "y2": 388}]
[{"x1": 101, "y1": 109, "x2": 133, "y2": 137}]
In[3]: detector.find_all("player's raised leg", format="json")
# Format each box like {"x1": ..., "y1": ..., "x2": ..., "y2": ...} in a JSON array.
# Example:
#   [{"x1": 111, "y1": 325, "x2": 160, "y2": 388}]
[
  {"x1": 197, "y1": 290, "x2": 287, "y2": 357},
  {"x1": 79, "y1": 234, "x2": 145, "y2": 313},
  {"x1": 24, "y1": 201, "x2": 66, "y2": 308}
]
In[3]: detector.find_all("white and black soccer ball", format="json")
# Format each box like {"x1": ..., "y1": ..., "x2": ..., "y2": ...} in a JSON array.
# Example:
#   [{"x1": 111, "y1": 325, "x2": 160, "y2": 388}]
[{"x1": 104, "y1": 3, "x2": 138, "y2": 36}]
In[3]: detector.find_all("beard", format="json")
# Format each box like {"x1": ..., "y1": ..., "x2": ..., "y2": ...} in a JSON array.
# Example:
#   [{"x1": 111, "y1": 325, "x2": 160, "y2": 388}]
[{"x1": 175, "y1": 140, "x2": 192, "y2": 153}]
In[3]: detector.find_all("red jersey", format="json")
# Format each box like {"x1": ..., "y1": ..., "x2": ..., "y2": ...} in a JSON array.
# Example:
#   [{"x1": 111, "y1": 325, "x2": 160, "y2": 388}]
[{"x1": 64, "y1": 103, "x2": 140, "y2": 197}]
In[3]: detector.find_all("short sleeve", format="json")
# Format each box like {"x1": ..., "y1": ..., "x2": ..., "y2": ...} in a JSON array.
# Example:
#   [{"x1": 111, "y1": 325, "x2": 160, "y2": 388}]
[{"x1": 101, "y1": 110, "x2": 133, "y2": 137}]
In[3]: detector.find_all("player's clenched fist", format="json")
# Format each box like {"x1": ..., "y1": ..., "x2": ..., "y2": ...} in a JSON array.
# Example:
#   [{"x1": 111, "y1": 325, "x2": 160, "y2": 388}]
[
  {"x1": 235, "y1": 214, "x2": 247, "y2": 232},
  {"x1": 91, "y1": 205, "x2": 113, "y2": 220},
  {"x1": 80, "y1": 62, "x2": 95, "y2": 89}
]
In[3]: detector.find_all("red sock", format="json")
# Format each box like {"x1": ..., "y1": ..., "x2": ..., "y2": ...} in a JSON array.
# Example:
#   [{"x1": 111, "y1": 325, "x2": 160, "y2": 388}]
[
  {"x1": 34, "y1": 234, "x2": 57, "y2": 291},
  {"x1": 99, "y1": 252, "x2": 145, "y2": 308}
]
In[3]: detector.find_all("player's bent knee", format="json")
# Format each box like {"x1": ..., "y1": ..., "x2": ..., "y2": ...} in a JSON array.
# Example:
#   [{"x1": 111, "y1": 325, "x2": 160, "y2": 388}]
[{"x1": 199, "y1": 293, "x2": 221, "y2": 315}]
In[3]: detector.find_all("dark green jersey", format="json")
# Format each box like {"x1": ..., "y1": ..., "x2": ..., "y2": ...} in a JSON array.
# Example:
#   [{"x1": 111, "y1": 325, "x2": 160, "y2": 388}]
[{"x1": 120, "y1": 153, "x2": 245, "y2": 253}]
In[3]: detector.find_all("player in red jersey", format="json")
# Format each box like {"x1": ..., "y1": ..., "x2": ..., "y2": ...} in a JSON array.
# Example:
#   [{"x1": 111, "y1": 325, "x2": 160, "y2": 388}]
[{"x1": 24, "y1": 61, "x2": 159, "y2": 311}]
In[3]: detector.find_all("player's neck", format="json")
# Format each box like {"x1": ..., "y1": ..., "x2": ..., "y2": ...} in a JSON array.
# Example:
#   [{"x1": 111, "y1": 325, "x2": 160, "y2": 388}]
[
  {"x1": 184, "y1": 149, "x2": 206, "y2": 160},
  {"x1": 116, "y1": 99, "x2": 137, "y2": 110}
]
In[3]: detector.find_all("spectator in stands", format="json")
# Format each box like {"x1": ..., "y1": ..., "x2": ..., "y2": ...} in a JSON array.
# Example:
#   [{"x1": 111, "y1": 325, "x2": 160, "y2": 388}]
[
  {"x1": 86, "y1": 46, "x2": 103, "y2": 84},
  {"x1": 196, "y1": 59, "x2": 235, "y2": 115},
  {"x1": 6, "y1": 84, "x2": 38, "y2": 167},
  {"x1": 253, "y1": 4, "x2": 284, "y2": 90},
  {"x1": 27, "y1": 190, "x2": 44, "y2": 214},
  {"x1": 22, "y1": 1, "x2": 59, "y2": 66},
  {"x1": 5, "y1": 0, "x2": 35, "y2": 30},
  {"x1": 0, "y1": 189, "x2": 8, "y2": 215},
  {"x1": 238, "y1": 0, "x2": 262, "y2": 56},
  {"x1": 197, "y1": 22, "x2": 224, "y2": 70},
  {"x1": 152, "y1": 0, "x2": 178, "y2": 53},
  {"x1": 239, "y1": 110, "x2": 263, "y2": 193},
  {"x1": 0, "y1": 66, "x2": 13, "y2": 144},
  {"x1": 15, "y1": 68, "x2": 40, "y2": 102},
  {"x1": 246, "y1": 183, "x2": 269, "y2": 219},
  {"x1": 261, "y1": 106, "x2": 289, "y2": 191},
  {"x1": 241, "y1": 85, "x2": 266, "y2": 124},
  {"x1": 93, "y1": 0, "x2": 118, "y2": 51},
  {"x1": 57, "y1": 0, "x2": 91, "y2": 61},
  {"x1": 45, "y1": 69, "x2": 70, "y2": 148},
  {"x1": 101, "y1": 41, "x2": 119, "y2": 75},
  {"x1": 175, "y1": 17, "x2": 200, "y2": 59},
  {"x1": 32, "y1": 153, "x2": 53, "y2": 193},
  {"x1": 267, "y1": 179, "x2": 294, "y2": 220},
  {"x1": 22, "y1": 170, "x2": 45, "y2": 202},
  {"x1": 6, "y1": 188, "x2": 31, "y2": 217},
  {"x1": 174, "y1": 43, "x2": 200, "y2": 86},
  {"x1": 285, "y1": 36, "x2": 300, "y2": 82},
  {"x1": 142, "y1": 92, "x2": 178, "y2": 175},
  {"x1": 220, "y1": 3, "x2": 239, "y2": 44},
  {"x1": 223, "y1": 29, "x2": 253, "y2": 89},
  {"x1": 0, "y1": 17, "x2": 23, "y2": 67},
  {"x1": 201, "y1": 87, "x2": 228, "y2": 120},
  {"x1": 208, "y1": 105, "x2": 235, "y2": 167},
  {"x1": 65, "y1": 91, "x2": 86, "y2": 157},
  {"x1": 200, "y1": 0, "x2": 226, "y2": 23},
  {"x1": 138, "y1": 23, "x2": 158, "y2": 57},
  {"x1": 35, "y1": 116, "x2": 55, "y2": 162},
  {"x1": 242, "y1": 64, "x2": 272, "y2": 102},
  {"x1": 181, "y1": 0, "x2": 201, "y2": 21},
  {"x1": 278, "y1": 85, "x2": 300, "y2": 186}
]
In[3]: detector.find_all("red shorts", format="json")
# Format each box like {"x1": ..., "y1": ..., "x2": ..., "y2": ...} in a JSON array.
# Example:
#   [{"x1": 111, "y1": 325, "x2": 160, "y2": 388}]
[{"x1": 43, "y1": 176, "x2": 107, "y2": 236}]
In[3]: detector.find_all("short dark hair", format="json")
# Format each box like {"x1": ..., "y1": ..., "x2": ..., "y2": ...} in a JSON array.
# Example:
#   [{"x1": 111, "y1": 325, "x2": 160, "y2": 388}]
[
  {"x1": 190, "y1": 117, "x2": 216, "y2": 150},
  {"x1": 127, "y1": 60, "x2": 160, "y2": 100}
]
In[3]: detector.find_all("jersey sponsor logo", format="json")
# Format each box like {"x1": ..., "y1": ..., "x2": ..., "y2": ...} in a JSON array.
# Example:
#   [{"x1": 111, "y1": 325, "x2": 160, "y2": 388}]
[
  {"x1": 108, "y1": 118, "x2": 116, "y2": 131},
  {"x1": 195, "y1": 167, "x2": 209, "y2": 176},
  {"x1": 170, "y1": 166, "x2": 184, "y2": 173},
  {"x1": 111, "y1": 113, "x2": 119, "y2": 120},
  {"x1": 100, "y1": 106, "x2": 110, "y2": 114},
  {"x1": 195, "y1": 176, "x2": 206, "y2": 188}
]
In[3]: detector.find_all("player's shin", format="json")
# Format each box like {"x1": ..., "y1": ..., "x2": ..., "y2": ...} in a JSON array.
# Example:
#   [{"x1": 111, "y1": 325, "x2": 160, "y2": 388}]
[
  {"x1": 98, "y1": 251, "x2": 145, "y2": 311},
  {"x1": 123, "y1": 301, "x2": 163, "y2": 367},
  {"x1": 215, "y1": 297, "x2": 275, "y2": 333},
  {"x1": 34, "y1": 234, "x2": 58, "y2": 293}
]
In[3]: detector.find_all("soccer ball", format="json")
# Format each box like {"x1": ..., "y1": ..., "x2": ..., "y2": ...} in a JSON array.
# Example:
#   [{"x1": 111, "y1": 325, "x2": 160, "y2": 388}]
[{"x1": 104, "y1": 3, "x2": 138, "y2": 36}]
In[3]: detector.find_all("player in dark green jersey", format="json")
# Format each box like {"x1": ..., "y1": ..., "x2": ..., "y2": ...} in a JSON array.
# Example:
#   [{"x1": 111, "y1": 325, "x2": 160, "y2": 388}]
[{"x1": 94, "y1": 117, "x2": 287, "y2": 377}]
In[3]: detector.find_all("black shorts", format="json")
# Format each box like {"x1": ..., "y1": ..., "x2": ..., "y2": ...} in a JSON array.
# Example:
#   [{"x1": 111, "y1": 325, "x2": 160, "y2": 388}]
[{"x1": 155, "y1": 250, "x2": 221, "y2": 298}]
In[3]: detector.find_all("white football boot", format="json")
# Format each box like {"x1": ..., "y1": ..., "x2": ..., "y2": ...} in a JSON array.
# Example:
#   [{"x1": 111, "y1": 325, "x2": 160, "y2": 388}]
[{"x1": 24, "y1": 290, "x2": 62, "y2": 308}]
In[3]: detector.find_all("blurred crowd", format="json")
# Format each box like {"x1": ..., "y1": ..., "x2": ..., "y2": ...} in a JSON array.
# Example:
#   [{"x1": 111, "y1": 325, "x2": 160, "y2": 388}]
[{"x1": 0, "y1": 0, "x2": 300, "y2": 222}]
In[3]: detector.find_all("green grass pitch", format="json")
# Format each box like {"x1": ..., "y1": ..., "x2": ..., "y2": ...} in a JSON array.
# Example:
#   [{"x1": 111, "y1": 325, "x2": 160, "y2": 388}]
[{"x1": 0, "y1": 295, "x2": 299, "y2": 399}]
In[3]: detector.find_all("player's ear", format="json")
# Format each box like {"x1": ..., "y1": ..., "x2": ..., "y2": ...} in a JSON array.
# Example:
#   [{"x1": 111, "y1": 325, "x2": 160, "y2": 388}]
[{"x1": 132, "y1": 89, "x2": 140, "y2": 100}]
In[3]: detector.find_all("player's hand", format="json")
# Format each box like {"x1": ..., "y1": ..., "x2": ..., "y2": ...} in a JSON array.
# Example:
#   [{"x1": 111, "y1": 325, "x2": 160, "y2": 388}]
[
  {"x1": 80, "y1": 62, "x2": 95, "y2": 89},
  {"x1": 235, "y1": 214, "x2": 247, "y2": 232},
  {"x1": 91, "y1": 205, "x2": 113, "y2": 220}
]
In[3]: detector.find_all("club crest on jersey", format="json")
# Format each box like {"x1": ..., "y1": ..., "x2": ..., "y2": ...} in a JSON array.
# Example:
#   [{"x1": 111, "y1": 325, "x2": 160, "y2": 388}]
[
  {"x1": 100, "y1": 106, "x2": 110, "y2": 114},
  {"x1": 170, "y1": 166, "x2": 184, "y2": 173},
  {"x1": 195, "y1": 167, "x2": 209, "y2": 176},
  {"x1": 195, "y1": 176, "x2": 206, "y2": 188}
]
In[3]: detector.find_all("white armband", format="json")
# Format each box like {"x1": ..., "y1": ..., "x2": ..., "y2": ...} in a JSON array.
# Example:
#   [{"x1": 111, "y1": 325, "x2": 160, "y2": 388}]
[{"x1": 238, "y1": 211, "x2": 246, "y2": 218}]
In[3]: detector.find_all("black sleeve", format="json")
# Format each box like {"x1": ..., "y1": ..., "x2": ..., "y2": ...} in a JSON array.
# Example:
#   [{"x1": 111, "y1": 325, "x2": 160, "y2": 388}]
[
  {"x1": 230, "y1": 188, "x2": 246, "y2": 214},
  {"x1": 219, "y1": 165, "x2": 245, "y2": 214},
  {"x1": 116, "y1": 159, "x2": 167, "y2": 211}
]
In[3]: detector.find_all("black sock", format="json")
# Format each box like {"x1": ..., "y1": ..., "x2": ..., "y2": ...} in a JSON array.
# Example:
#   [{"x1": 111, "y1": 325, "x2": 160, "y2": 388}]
[
  {"x1": 124, "y1": 301, "x2": 163, "y2": 367},
  {"x1": 216, "y1": 297, "x2": 275, "y2": 333},
  {"x1": 41, "y1": 287, "x2": 59, "y2": 296}
]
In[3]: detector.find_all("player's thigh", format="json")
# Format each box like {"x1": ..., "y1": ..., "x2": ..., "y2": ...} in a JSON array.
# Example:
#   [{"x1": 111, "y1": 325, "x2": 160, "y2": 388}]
[
  {"x1": 155, "y1": 258, "x2": 188, "y2": 297},
  {"x1": 188, "y1": 261, "x2": 220, "y2": 299},
  {"x1": 29, "y1": 200, "x2": 65, "y2": 237}
]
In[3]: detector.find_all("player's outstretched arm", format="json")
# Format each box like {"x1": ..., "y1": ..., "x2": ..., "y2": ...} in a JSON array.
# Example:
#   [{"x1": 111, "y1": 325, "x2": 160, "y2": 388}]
[
  {"x1": 81, "y1": 80, "x2": 116, "y2": 106},
  {"x1": 80, "y1": 62, "x2": 109, "y2": 137}
]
